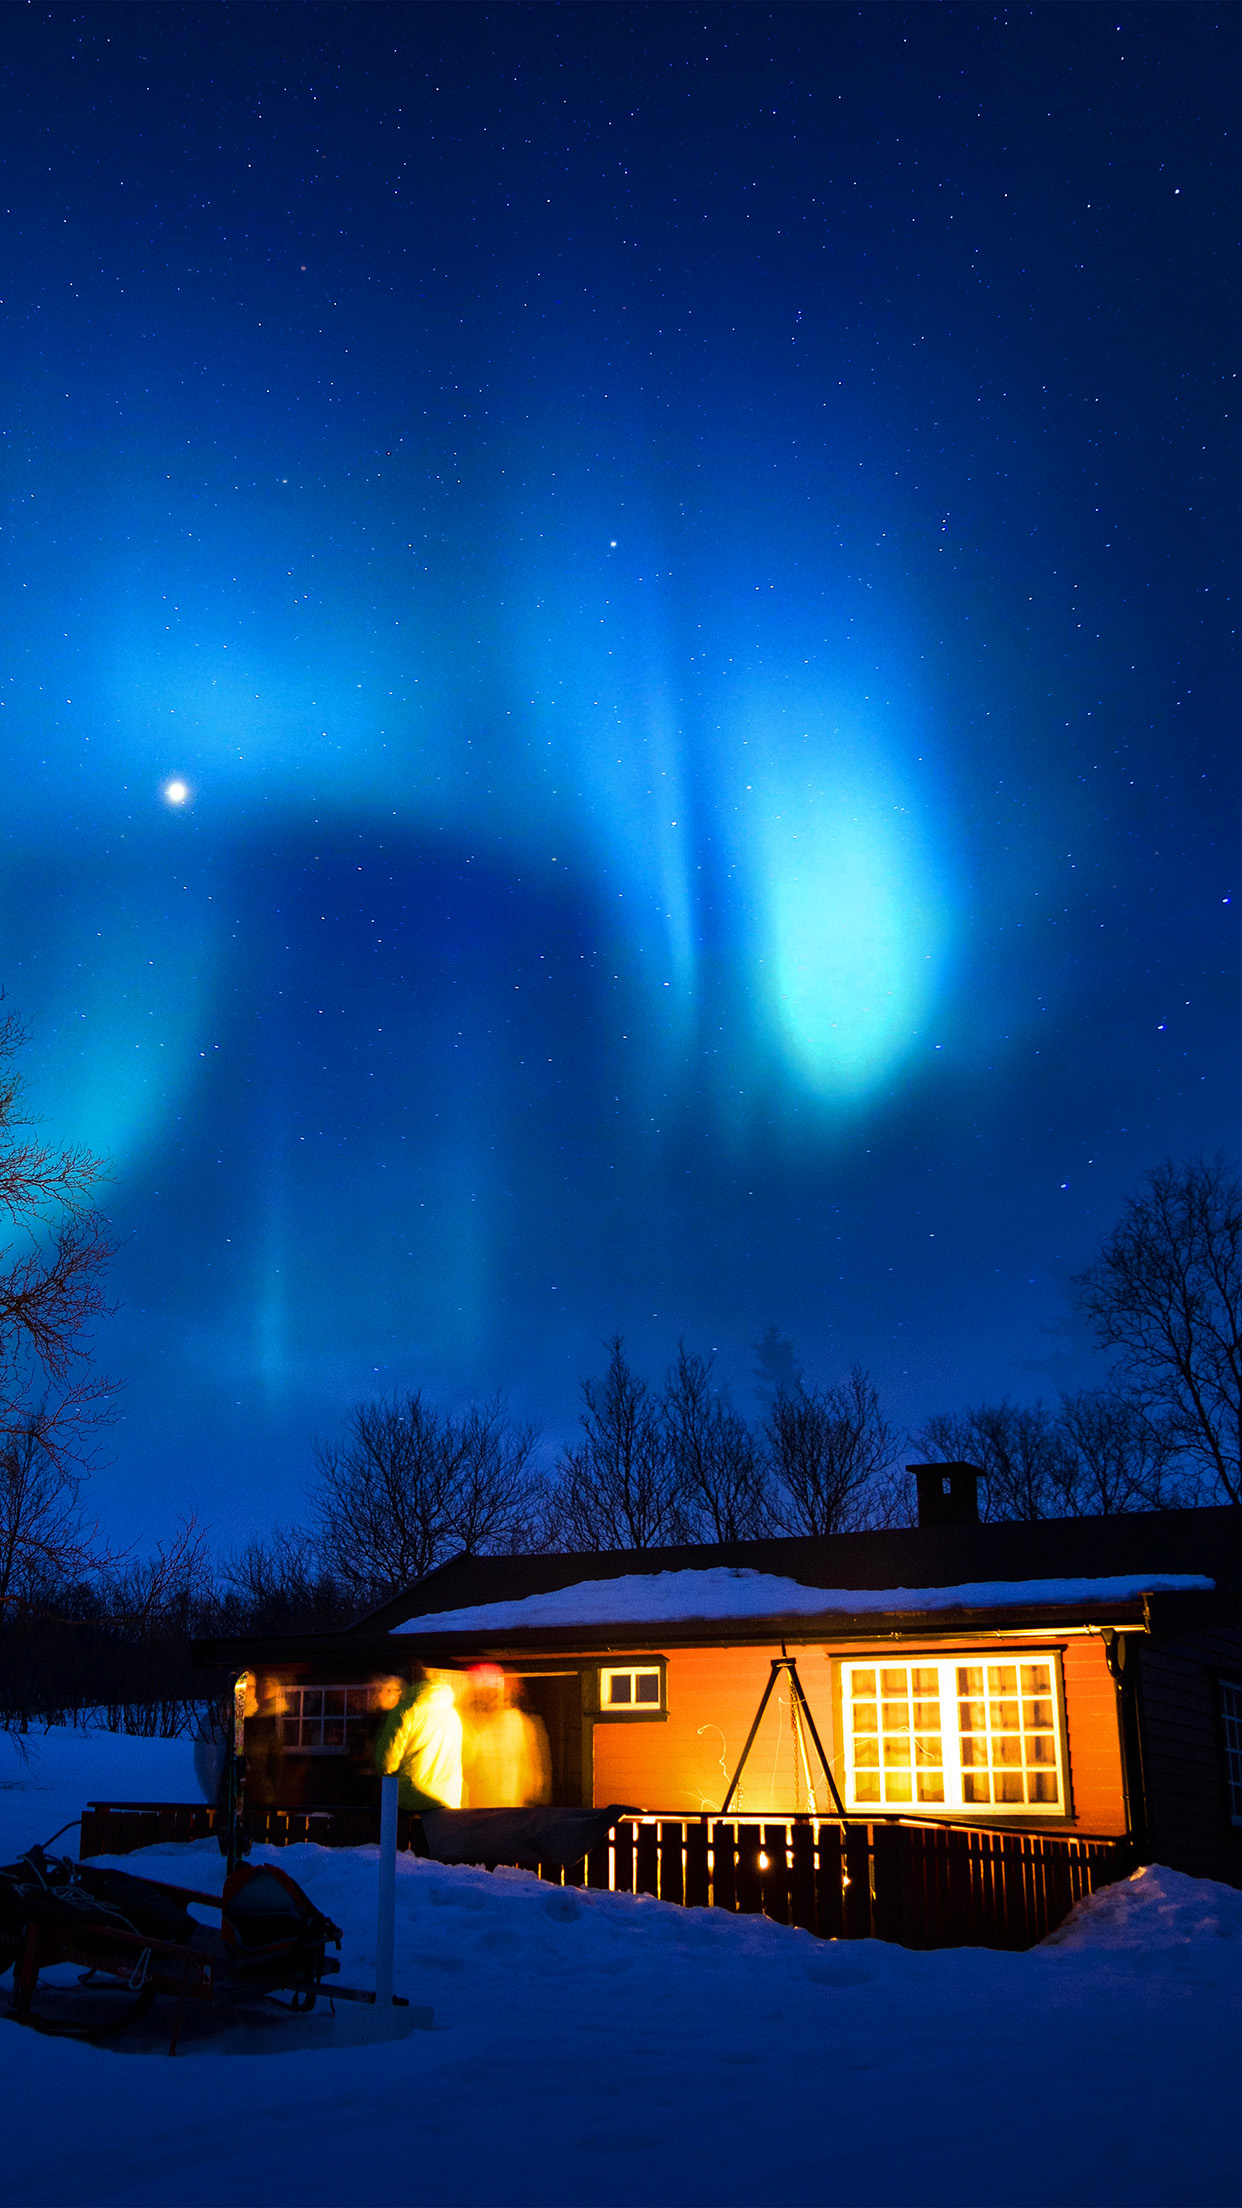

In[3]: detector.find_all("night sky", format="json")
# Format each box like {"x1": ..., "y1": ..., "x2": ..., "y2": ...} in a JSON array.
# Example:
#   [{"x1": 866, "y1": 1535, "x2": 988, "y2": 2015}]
[{"x1": 3, "y1": 4, "x2": 1239, "y2": 1546}]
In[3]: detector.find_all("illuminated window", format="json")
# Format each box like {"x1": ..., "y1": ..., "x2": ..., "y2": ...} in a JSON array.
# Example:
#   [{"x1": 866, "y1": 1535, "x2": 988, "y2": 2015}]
[
  {"x1": 956, "y1": 1662, "x2": 1060, "y2": 1807},
  {"x1": 280, "y1": 1684, "x2": 377, "y2": 1754},
  {"x1": 841, "y1": 1655, "x2": 1065, "y2": 1815},
  {"x1": 1221, "y1": 1680, "x2": 1242, "y2": 1824},
  {"x1": 600, "y1": 1665, "x2": 663, "y2": 1711},
  {"x1": 845, "y1": 1664, "x2": 945, "y2": 1808}
]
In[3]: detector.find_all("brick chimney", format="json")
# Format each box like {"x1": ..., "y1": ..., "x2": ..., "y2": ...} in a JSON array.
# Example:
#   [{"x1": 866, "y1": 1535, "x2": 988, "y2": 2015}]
[{"x1": 911, "y1": 1461, "x2": 981, "y2": 1528}]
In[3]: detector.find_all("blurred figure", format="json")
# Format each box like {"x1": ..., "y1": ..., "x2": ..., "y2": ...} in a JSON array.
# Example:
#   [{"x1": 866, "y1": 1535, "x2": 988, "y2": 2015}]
[
  {"x1": 244, "y1": 1673, "x2": 292, "y2": 1805},
  {"x1": 461, "y1": 1665, "x2": 551, "y2": 1807},
  {"x1": 374, "y1": 1670, "x2": 464, "y2": 1810}
]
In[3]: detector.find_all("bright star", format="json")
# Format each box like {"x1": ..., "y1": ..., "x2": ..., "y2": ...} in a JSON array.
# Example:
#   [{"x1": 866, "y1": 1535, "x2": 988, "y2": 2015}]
[{"x1": 163, "y1": 778, "x2": 190, "y2": 807}]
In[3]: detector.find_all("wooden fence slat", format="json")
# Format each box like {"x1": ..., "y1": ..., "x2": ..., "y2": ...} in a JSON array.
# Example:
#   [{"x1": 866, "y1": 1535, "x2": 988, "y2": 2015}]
[
  {"x1": 871, "y1": 1821, "x2": 903, "y2": 1945},
  {"x1": 711, "y1": 1820, "x2": 736, "y2": 1913},
  {"x1": 735, "y1": 1823, "x2": 763, "y2": 1915},
  {"x1": 613, "y1": 1821, "x2": 635, "y2": 1895},
  {"x1": 814, "y1": 1822, "x2": 845, "y2": 1940},
  {"x1": 843, "y1": 1822, "x2": 872, "y2": 1939},
  {"x1": 789, "y1": 1819, "x2": 816, "y2": 1932},
  {"x1": 685, "y1": 1819, "x2": 710, "y2": 1908},
  {"x1": 760, "y1": 1823, "x2": 791, "y2": 1926},
  {"x1": 659, "y1": 1822, "x2": 685, "y2": 1907},
  {"x1": 635, "y1": 1821, "x2": 659, "y2": 1897},
  {"x1": 585, "y1": 1838, "x2": 611, "y2": 1890}
]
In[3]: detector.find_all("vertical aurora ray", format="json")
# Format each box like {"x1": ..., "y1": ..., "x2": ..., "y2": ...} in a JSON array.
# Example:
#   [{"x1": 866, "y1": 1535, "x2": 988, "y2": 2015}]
[{"x1": 719, "y1": 694, "x2": 951, "y2": 1104}]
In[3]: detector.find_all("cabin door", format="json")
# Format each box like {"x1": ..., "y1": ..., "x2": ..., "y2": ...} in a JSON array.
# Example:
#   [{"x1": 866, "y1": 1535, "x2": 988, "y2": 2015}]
[{"x1": 518, "y1": 1671, "x2": 587, "y2": 1807}]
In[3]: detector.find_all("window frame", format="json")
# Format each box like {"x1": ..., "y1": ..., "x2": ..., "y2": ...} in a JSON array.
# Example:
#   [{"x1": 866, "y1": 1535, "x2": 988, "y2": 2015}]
[
  {"x1": 839, "y1": 1650, "x2": 1070, "y2": 1818},
  {"x1": 593, "y1": 1658, "x2": 668, "y2": 1722},
  {"x1": 278, "y1": 1681, "x2": 379, "y2": 1756}
]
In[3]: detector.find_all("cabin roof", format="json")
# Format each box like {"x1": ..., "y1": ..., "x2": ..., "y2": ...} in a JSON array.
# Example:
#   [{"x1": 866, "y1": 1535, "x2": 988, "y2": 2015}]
[
  {"x1": 360, "y1": 1505, "x2": 1242, "y2": 1632},
  {"x1": 192, "y1": 1505, "x2": 1242, "y2": 1668}
]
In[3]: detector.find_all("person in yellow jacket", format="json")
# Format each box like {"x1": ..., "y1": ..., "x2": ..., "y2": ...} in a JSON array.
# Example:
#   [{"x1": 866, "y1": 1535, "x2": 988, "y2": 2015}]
[
  {"x1": 373, "y1": 1672, "x2": 463, "y2": 1811},
  {"x1": 461, "y1": 1665, "x2": 551, "y2": 1807}
]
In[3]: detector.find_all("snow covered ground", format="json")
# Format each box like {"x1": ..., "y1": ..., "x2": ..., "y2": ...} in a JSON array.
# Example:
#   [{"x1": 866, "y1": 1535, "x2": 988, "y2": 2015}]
[
  {"x1": 4, "y1": 1727, "x2": 1242, "y2": 2208},
  {"x1": 0, "y1": 1721, "x2": 200, "y2": 1864}
]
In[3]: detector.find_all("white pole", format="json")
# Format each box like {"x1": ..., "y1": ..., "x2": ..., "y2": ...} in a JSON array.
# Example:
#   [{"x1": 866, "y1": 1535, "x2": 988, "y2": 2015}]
[{"x1": 375, "y1": 1773, "x2": 398, "y2": 2013}]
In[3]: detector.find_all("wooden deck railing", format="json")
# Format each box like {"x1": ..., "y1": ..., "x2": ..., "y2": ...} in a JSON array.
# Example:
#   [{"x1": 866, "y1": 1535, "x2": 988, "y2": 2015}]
[{"x1": 77, "y1": 1802, "x2": 1132, "y2": 1952}]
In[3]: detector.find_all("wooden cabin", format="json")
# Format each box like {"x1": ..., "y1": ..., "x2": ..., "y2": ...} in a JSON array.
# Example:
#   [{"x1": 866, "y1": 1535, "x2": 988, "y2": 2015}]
[{"x1": 194, "y1": 1475, "x2": 1242, "y2": 1887}]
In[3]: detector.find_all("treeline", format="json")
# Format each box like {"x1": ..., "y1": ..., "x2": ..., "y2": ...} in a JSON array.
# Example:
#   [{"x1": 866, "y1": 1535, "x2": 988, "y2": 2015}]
[
  {"x1": 0, "y1": 1335, "x2": 1205, "y2": 1735},
  {"x1": 0, "y1": 1517, "x2": 353, "y2": 1737},
  {"x1": 290, "y1": 1337, "x2": 1204, "y2": 1610}
]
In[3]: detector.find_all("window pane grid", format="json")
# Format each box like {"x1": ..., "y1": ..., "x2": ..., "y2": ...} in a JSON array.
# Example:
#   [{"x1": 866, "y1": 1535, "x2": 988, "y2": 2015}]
[
  {"x1": 847, "y1": 1663, "x2": 944, "y2": 1808},
  {"x1": 956, "y1": 1662, "x2": 1060, "y2": 1808},
  {"x1": 280, "y1": 1683, "x2": 377, "y2": 1753},
  {"x1": 601, "y1": 1666, "x2": 662, "y2": 1711}
]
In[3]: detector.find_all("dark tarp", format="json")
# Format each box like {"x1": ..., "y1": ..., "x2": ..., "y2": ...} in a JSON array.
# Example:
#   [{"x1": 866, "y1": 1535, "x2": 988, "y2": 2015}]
[{"x1": 418, "y1": 1805, "x2": 632, "y2": 1868}]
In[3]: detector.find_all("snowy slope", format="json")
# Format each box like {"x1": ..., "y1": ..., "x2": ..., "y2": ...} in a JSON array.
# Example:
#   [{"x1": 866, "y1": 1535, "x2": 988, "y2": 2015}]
[
  {"x1": 0, "y1": 1723, "x2": 199, "y2": 1864},
  {"x1": 4, "y1": 1732, "x2": 1242, "y2": 2208}
]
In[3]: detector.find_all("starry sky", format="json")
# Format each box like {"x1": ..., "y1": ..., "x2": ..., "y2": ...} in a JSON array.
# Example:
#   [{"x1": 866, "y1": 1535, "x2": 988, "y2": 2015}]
[{"x1": 3, "y1": 3, "x2": 1239, "y2": 1546}]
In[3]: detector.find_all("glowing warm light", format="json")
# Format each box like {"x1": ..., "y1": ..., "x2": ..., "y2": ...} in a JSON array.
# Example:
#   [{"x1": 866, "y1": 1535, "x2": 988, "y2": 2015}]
[
  {"x1": 375, "y1": 1668, "x2": 550, "y2": 1810},
  {"x1": 461, "y1": 1666, "x2": 551, "y2": 1807},
  {"x1": 163, "y1": 777, "x2": 191, "y2": 806},
  {"x1": 378, "y1": 1675, "x2": 464, "y2": 1808}
]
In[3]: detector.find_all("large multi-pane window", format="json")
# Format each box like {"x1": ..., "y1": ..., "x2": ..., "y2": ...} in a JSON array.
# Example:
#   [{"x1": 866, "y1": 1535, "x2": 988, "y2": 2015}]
[
  {"x1": 280, "y1": 1684, "x2": 378, "y2": 1754},
  {"x1": 1221, "y1": 1679, "x2": 1242, "y2": 1824},
  {"x1": 841, "y1": 1655, "x2": 1065, "y2": 1815}
]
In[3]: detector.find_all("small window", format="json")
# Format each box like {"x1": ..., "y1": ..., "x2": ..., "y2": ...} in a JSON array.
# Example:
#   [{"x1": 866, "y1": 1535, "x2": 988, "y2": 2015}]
[
  {"x1": 600, "y1": 1665, "x2": 663, "y2": 1712},
  {"x1": 1221, "y1": 1680, "x2": 1242, "y2": 1824},
  {"x1": 280, "y1": 1684, "x2": 378, "y2": 1754}
]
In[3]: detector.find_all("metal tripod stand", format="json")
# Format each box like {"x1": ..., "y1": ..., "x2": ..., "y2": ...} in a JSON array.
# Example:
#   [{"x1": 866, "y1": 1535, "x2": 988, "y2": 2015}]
[{"x1": 720, "y1": 1647, "x2": 848, "y2": 1818}]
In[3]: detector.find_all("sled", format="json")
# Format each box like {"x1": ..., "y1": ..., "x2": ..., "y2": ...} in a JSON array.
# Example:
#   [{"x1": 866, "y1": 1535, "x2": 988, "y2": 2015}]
[{"x1": 0, "y1": 1844, "x2": 347, "y2": 2054}]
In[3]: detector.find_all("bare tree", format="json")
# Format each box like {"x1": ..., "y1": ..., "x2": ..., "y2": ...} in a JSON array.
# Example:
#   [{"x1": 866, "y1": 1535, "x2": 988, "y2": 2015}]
[
  {"x1": 663, "y1": 1343, "x2": 776, "y2": 1541},
  {"x1": 0, "y1": 1419, "x2": 113, "y2": 1621},
  {"x1": 0, "y1": 1007, "x2": 119, "y2": 1628},
  {"x1": 767, "y1": 1367, "x2": 897, "y2": 1536},
  {"x1": 555, "y1": 1337, "x2": 680, "y2": 1550},
  {"x1": 917, "y1": 1388, "x2": 1186, "y2": 1520},
  {"x1": 216, "y1": 1525, "x2": 352, "y2": 1633},
  {"x1": 917, "y1": 1401, "x2": 1071, "y2": 1522},
  {"x1": 451, "y1": 1398, "x2": 548, "y2": 1556},
  {"x1": 1076, "y1": 1154, "x2": 1242, "y2": 1504},
  {"x1": 1054, "y1": 1387, "x2": 1185, "y2": 1515},
  {"x1": 309, "y1": 1390, "x2": 542, "y2": 1603}
]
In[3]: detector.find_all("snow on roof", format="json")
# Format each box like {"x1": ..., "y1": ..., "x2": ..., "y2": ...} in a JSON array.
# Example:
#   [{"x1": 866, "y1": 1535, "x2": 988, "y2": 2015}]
[{"x1": 391, "y1": 1563, "x2": 1216, "y2": 1635}]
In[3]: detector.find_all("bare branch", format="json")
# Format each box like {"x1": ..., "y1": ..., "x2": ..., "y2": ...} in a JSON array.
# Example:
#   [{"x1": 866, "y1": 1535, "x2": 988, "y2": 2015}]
[
  {"x1": 767, "y1": 1366, "x2": 897, "y2": 1536},
  {"x1": 556, "y1": 1337, "x2": 681, "y2": 1550},
  {"x1": 308, "y1": 1389, "x2": 546, "y2": 1601},
  {"x1": 1076, "y1": 1155, "x2": 1242, "y2": 1503}
]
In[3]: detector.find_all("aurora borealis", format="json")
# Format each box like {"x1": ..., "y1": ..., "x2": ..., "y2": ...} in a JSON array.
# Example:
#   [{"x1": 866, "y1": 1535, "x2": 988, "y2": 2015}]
[{"x1": 3, "y1": 5, "x2": 1239, "y2": 1542}]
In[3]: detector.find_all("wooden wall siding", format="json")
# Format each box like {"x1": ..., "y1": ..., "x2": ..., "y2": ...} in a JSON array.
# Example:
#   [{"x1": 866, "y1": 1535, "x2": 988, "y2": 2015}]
[
  {"x1": 1138, "y1": 1622, "x2": 1242, "y2": 1882},
  {"x1": 592, "y1": 1638, "x2": 1129, "y2": 1830},
  {"x1": 1060, "y1": 1636, "x2": 1128, "y2": 1834},
  {"x1": 591, "y1": 1644, "x2": 835, "y2": 1814}
]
